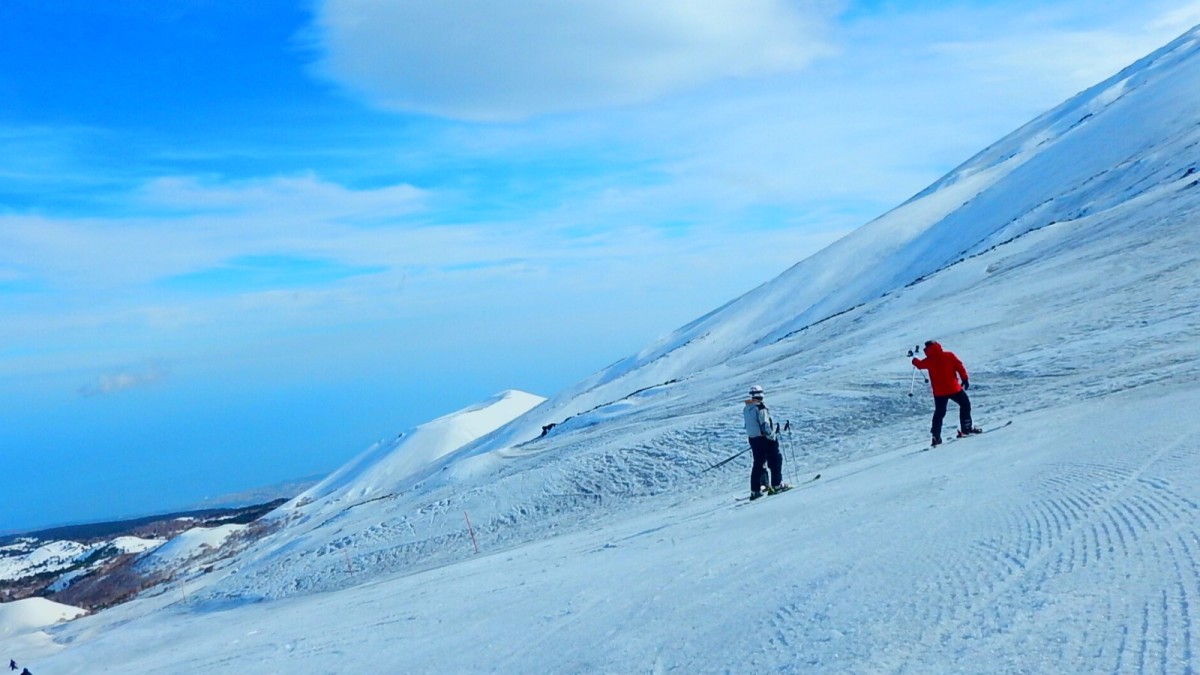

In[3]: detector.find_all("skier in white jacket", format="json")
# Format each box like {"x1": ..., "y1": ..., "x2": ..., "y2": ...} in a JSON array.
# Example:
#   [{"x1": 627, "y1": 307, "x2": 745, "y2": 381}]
[{"x1": 743, "y1": 385, "x2": 786, "y2": 500}]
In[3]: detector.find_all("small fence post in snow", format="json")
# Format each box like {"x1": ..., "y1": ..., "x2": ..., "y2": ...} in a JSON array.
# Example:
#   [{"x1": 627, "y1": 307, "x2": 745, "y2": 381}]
[{"x1": 464, "y1": 510, "x2": 480, "y2": 554}]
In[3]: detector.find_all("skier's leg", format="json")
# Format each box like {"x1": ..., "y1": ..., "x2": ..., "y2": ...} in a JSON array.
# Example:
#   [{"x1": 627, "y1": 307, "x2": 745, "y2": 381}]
[
  {"x1": 953, "y1": 390, "x2": 973, "y2": 432},
  {"x1": 767, "y1": 439, "x2": 784, "y2": 488},
  {"x1": 749, "y1": 439, "x2": 768, "y2": 494},
  {"x1": 931, "y1": 395, "x2": 950, "y2": 439},
  {"x1": 755, "y1": 461, "x2": 769, "y2": 492}
]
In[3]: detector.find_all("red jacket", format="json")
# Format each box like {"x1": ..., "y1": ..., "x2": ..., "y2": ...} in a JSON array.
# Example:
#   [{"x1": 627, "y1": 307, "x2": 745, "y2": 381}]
[{"x1": 912, "y1": 341, "x2": 968, "y2": 397}]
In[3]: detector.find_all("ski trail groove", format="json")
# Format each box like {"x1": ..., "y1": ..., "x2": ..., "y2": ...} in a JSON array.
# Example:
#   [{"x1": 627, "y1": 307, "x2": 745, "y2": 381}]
[{"x1": 871, "y1": 428, "x2": 1200, "y2": 673}]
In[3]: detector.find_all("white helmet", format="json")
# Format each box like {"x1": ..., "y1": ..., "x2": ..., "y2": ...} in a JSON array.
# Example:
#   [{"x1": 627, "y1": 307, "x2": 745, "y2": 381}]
[{"x1": 749, "y1": 385, "x2": 764, "y2": 398}]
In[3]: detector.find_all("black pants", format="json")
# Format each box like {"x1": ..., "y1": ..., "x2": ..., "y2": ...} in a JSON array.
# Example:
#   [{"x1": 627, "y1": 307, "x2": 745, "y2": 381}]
[
  {"x1": 749, "y1": 436, "x2": 783, "y2": 492},
  {"x1": 931, "y1": 390, "x2": 972, "y2": 439}
]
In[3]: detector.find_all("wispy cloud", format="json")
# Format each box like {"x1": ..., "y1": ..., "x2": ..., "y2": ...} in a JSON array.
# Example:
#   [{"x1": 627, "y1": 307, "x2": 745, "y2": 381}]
[
  {"x1": 310, "y1": 0, "x2": 841, "y2": 121},
  {"x1": 0, "y1": 174, "x2": 435, "y2": 293},
  {"x1": 137, "y1": 173, "x2": 428, "y2": 220},
  {"x1": 79, "y1": 363, "x2": 165, "y2": 397},
  {"x1": 161, "y1": 254, "x2": 388, "y2": 293},
  {"x1": 1149, "y1": 3, "x2": 1200, "y2": 32}
]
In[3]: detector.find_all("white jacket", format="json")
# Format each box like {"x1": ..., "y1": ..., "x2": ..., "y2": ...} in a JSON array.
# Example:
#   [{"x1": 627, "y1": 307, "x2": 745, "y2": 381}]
[{"x1": 743, "y1": 399, "x2": 776, "y2": 440}]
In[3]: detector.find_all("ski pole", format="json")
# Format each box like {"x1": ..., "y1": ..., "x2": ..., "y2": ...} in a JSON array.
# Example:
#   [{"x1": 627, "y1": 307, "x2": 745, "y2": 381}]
[
  {"x1": 907, "y1": 345, "x2": 928, "y2": 397},
  {"x1": 701, "y1": 446, "x2": 751, "y2": 473},
  {"x1": 775, "y1": 421, "x2": 788, "y2": 485},
  {"x1": 784, "y1": 421, "x2": 797, "y2": 483}
]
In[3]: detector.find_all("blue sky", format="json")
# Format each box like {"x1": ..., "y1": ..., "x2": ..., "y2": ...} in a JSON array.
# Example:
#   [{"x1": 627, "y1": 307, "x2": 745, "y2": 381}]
[{"x1": 2, "y1": 0, "x2": 1198, "y2": 533}]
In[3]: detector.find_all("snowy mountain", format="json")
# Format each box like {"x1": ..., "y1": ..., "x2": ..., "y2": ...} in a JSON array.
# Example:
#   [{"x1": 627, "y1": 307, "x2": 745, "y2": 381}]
[
  {"x1": 0, "y1": 537, "x2": 161, "y2": 586},
  {"x1": 9, "y1": 24, "x2": 1200, "y2": 675},
  {"x1": 0, "y1": 500, "x2": 287, "y2": 612}
]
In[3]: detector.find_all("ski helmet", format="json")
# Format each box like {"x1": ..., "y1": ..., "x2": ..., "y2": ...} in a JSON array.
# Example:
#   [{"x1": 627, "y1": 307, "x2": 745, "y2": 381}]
[{"x1": 749, "y1": 385, "x2": 764, "y2": 398}]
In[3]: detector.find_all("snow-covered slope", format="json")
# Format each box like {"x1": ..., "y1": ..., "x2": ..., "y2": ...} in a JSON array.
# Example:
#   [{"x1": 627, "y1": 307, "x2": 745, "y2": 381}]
[
  {"x1": 24, "y1": 388, "x2": 1200, "y2": 673},
  {"x1": 135, "y1": 525, "x2": 245, "y2": 574},
  {"x1": 11, "y1": 23, "x2": 1200, "y2": 675},
  {"x1": 481, "y1": 24, "x2": 1200, "y2": 439},
  {"x1": 296, "y1": 389, "x2": 546, "y2": 508},
  {"x1": 170, "y1": 389, "x2": 549, "y2": 598},
  {"x1": 0, "y1": 598, "x2": 86, "y2": 637},
  {"x1": 0, "y1": 597, "x2": 85, "y2": 664}
]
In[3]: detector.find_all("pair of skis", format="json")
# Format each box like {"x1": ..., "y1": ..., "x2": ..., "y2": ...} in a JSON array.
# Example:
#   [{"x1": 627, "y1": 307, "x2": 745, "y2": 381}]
[
  {"x1": 734, "y1": 473, "x2": 821, "y2": 503},
  {"x1": 917, "y1": 419, "x2": 1013, "y2": 452}
]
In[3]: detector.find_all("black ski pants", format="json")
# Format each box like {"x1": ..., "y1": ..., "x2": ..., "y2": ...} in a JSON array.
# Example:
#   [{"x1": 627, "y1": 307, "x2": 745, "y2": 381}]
[
  {"x1": 749, "y1": 436, "x2": 783, "y2": 493},
  {"x1": 931, "y1": 390, "x2": 972, "y2": 439}
]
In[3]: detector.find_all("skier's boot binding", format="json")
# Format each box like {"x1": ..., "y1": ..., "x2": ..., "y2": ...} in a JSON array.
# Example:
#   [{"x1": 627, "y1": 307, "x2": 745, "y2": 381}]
[
  {"x1": 749, "y1": 491, "x2": 764, "y2": 501},
  {"x1": 931, "y1": 435, "x2": 942, "y2": 447},
  {"x1": 957, "y1": 426, "x2": 982, "y2": 438}
]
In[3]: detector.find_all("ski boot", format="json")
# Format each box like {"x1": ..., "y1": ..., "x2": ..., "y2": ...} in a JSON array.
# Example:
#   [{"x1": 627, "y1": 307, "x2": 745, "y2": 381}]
[
  {"x1": 957, "y1": 426, "x2": 982, "y2": 438},
  {"x1": 931, "y1": 435, "x2": 942, "y2": 447}
]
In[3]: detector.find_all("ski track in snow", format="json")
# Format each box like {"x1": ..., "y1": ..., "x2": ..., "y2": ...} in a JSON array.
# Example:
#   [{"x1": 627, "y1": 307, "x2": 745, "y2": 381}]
[{"x1": 882, "y1": 428, "x2": 1200, "y2": 674}]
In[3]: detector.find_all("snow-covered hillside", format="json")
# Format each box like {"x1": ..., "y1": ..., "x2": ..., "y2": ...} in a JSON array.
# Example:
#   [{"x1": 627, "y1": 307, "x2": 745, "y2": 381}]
[
  {"x1": 484, "y1": 23, "x2": 1200, "y2": 440},
  {"x1": 8, "y1": 24, "x2": 1200, "y2": 675},
  {"x1": 0, "y1": 500, "x2": 293, "y2": 611},
  {"x1": 296, "y1": 389, "x2": 546, "y2": 508},
  {"x1": 0, "y1": 536, "x2": 162, "y2": 589}
]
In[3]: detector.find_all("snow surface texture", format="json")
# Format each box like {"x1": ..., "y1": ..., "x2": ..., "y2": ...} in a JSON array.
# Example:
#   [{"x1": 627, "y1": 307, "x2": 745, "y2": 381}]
[{"x1": 8, "y1": 25, "x2": 1200, "y2": 675}]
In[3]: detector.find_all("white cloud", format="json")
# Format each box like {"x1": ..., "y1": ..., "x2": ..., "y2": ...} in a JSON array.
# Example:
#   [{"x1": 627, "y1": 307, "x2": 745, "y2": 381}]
[
  {"x1": 0, "y1": 174, "x2": 437, "y2": 296},
  {"x1": 79, "y1": 363, "x2": 165, "y2": 397},
  {"x1": 1148, "y1": 2, "x2": 1200, "y2": 34},
  {"x1": 310, "y1": 0, "x2": 841, "y2": 121},
  {"x1": 138, "y1": 173, "x2": 427, "y2": 221}
]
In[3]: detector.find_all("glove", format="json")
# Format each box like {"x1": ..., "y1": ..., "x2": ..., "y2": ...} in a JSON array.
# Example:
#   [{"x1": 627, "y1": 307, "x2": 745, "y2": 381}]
[{"x1": 962, "y1": 378, "x2": 970, "y2": 390}]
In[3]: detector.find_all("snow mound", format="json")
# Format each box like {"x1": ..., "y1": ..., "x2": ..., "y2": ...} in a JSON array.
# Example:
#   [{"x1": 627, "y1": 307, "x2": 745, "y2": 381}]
[
  {"x1": 109, "y1": 536, "x2": 166, "y2": 556},
  {"x1": 0, "y1": 598, "x2": 85, "y2": 637},
  {"x1": 295, "y1": 389, "x2": 545, "y2": 507},
  {"x1": 136, "y1": 525, "x2": 244, "y2": 572}
]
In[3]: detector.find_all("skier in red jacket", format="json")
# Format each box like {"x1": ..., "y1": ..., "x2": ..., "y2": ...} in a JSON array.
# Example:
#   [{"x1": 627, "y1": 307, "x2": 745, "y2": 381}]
[{"x1": 911, "y1": 340, "x2": 982, "y2": 446}]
